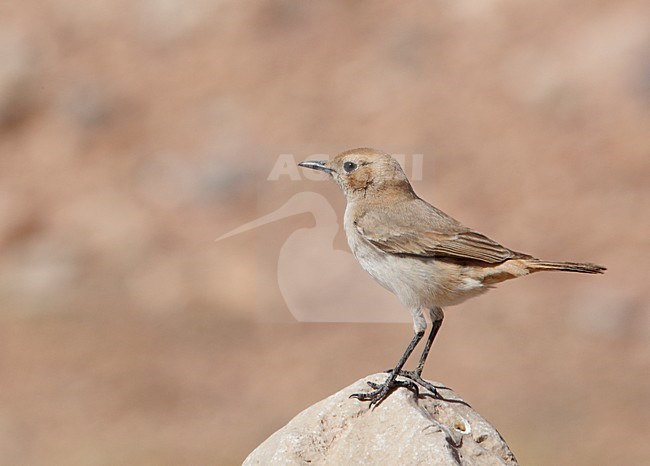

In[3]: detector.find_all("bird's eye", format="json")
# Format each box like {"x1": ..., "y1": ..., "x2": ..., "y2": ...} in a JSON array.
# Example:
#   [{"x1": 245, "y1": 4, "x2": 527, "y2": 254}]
[{"x1": 343, "y1": 161, "x2": 358, "y2": 173}]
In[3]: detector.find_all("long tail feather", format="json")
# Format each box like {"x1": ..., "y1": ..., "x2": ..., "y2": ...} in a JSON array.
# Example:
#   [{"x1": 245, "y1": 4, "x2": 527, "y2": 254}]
[{"x1": 525, "y1": 259, "x2": 606, "y2": 274}]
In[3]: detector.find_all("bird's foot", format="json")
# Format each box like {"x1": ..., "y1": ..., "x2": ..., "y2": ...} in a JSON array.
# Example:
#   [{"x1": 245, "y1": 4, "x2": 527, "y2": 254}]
[
  {"x1": 383, "y1": 369, "x2": 442, "y2": 399},
  {"x1": 350, "y1": 377, "x2": 419, "y2": 408}
]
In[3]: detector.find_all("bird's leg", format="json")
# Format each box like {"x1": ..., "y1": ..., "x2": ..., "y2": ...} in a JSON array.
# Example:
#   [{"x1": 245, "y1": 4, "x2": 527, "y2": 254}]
[
  {"x1": 414, "y1": 311, "x2": 443, "y2": 376},
  {"x1": 350, "y1": 330, "x2": 425, "y2": 408},
  {"x1": 391, "y1": 308, "x2": 445, "y2": 397}
]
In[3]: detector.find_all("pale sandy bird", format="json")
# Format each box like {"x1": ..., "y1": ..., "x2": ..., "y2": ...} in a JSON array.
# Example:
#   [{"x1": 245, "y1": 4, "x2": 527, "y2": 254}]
[{"x1": 298, "y1": 148, "x2": 605, "y2": 407}]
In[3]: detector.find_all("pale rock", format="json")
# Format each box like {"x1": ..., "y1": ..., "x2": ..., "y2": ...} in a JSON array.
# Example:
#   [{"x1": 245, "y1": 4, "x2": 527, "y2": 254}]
[{"x1": 244, "y1": 373, "x2": 518, "y2": 465}]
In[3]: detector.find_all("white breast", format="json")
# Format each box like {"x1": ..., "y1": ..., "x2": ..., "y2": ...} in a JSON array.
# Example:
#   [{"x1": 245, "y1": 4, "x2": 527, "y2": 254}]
[{"x1": 343, "y1": 205, "x2": 488, "y2": 310}]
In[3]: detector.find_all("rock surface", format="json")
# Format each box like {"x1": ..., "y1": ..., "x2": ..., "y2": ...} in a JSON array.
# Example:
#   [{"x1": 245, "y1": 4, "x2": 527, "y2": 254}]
[{"x1": 244, "y1": 373, "x2": 518, "y2": 465}]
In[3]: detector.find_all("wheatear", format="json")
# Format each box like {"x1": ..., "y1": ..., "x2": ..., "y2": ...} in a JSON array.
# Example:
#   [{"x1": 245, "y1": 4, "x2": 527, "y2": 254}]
[{"x1": 298, "y1": 148, "x2": 605, "y2": 407}]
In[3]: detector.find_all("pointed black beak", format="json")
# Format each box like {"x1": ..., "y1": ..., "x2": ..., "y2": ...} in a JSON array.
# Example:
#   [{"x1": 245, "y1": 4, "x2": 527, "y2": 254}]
[{"x1": 298, "y1": 160, "x2": 334, "y2": 174}]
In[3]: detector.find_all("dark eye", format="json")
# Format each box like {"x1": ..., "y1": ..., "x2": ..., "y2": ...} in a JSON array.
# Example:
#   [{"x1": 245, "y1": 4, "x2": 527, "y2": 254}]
[{"x1": 343, "y1": 161, "x2": 358, "y2": 173}]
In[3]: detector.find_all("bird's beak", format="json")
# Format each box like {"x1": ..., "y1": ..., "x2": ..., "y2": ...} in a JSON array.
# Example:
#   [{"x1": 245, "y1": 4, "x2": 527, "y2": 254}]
[{"x1": 298, "y1": 160, "x2": 334, "y2": 174}]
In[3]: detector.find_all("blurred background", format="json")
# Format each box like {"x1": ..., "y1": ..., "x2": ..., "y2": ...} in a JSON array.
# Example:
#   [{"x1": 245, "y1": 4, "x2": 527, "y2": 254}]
[{"x1": 1, "y1": 0, "x2": 650, "y2": 464}]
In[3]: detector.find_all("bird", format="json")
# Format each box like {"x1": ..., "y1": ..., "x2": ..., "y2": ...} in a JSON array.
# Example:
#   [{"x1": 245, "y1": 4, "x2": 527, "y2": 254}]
[{"x1": 298, "y1": 148, "x2": 605, "y2": 407}]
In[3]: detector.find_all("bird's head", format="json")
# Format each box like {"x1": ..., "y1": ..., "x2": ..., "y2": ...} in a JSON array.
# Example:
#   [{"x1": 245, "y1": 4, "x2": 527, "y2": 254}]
[{"x1": 298, "y1": 148, "x2": 414, "y2": 201}]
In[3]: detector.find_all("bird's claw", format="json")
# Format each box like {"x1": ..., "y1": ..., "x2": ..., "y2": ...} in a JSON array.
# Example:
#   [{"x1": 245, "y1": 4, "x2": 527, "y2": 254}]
[
  {"x1": 402, "y1": 372, "x2": 442, "y2": 399},
  {"x1": 350, "y1": 384, "x2": 392, "y2": 408},
  {"x1": 380, "y1": 370, "x2": 442, "y2": 399},
  {"x1": 350, "y1": 377, "x2": 420, "y2": 408}
]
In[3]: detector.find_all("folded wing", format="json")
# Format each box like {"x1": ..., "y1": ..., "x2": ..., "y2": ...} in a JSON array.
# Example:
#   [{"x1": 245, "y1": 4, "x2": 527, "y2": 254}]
[{"x1": 354, "y1": 200, "x2": 528, "y2": 264}]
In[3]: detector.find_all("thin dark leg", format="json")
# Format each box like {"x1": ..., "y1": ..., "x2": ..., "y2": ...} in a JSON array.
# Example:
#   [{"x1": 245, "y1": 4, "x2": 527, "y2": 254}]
[
  {"x1": 350, "y1": 330, "x2": 425, "y2": 408},
  {"x1": 414, "y1": 316, "x2": 443, "y2": 375},
  {"x1": 390, "y1": 310, "x2": 444, "y2": 397}
]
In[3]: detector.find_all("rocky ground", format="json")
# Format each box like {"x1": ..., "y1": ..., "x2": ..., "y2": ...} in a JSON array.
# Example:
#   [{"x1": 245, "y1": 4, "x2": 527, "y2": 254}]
[{"x1": 245, "y1": 374, "x2": 519, "y2": 466}]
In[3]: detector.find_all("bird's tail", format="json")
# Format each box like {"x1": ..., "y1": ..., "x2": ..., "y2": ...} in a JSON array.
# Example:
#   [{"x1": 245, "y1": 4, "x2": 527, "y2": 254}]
[{"x1": 525, "y1": 259, "x2": 606, "y2": 274}]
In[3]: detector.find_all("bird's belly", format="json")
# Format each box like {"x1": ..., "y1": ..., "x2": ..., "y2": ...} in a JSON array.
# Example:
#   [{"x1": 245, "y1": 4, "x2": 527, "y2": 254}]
[{"x1": 350, "y1": 237, "x2": 489, "y2": 309}]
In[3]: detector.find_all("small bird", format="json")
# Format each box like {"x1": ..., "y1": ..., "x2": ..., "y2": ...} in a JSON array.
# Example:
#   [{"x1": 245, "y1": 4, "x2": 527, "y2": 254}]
[{"x1": 298, "y1": 148, "x2": 605, "y2": 407}]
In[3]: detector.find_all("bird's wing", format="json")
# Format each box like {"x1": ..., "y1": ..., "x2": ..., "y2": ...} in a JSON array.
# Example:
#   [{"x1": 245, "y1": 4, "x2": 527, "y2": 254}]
[{"x1": 354, "y1": 200, "x2": 521, "y2": 264}]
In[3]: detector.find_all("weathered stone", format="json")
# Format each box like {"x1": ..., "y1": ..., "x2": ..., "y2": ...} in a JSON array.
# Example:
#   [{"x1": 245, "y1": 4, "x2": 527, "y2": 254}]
[{"x1": 244, "y1": 373, "x2": 518, "y2": 465}]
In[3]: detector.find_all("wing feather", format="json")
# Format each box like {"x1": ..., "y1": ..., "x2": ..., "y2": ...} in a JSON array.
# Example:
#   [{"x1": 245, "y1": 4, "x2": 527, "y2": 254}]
[{"x1": 354, "y1": 201, "x2": 523, "y2": 264}]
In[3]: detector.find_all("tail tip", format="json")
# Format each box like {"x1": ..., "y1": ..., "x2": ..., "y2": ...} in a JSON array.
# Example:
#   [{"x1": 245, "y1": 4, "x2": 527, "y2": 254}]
[
  {"x1": 529, "y1": 260, "x2": 606, "y2": 274},
  {"x1": 590, "y1": 264, "x2": 607, "y2": 274}
]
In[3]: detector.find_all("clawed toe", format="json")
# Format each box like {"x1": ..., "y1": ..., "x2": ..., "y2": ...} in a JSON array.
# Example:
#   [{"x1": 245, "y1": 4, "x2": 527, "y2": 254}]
[
  {"x1": 350, "y1": 387, "x2": 386, "y2": 406},
  {"x1": 375, "y1": 370, "x2": 447, "y2": 399},
  {"x1": 350, "y1": 377, "x2": 420, "y2": 407},
  {"x1": 392, "y1": 371, "x2": 441, "y2": 398}
]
